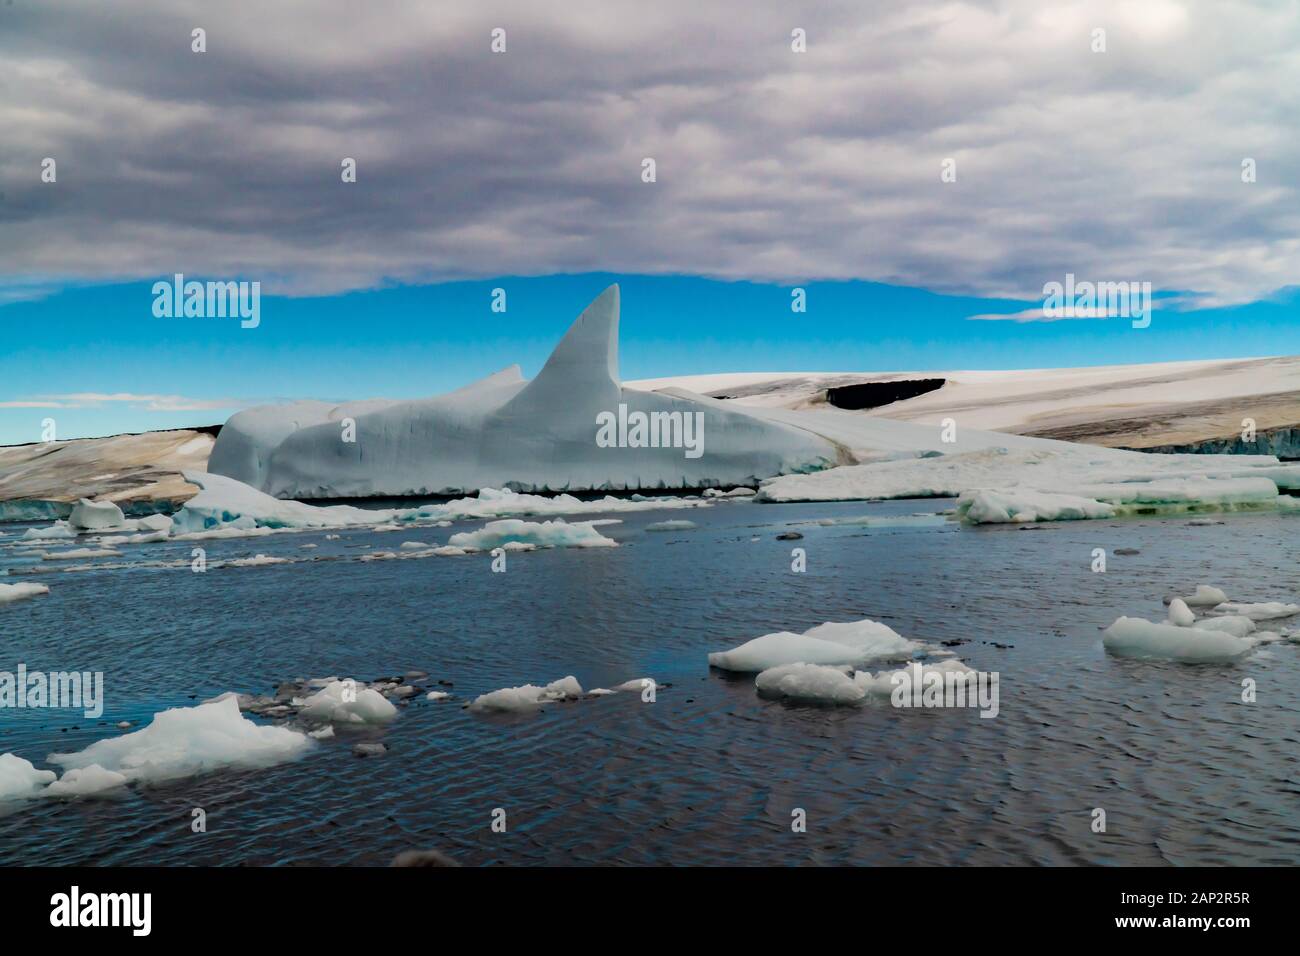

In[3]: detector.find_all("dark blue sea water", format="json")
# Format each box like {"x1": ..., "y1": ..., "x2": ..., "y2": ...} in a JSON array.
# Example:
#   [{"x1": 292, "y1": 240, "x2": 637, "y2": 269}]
[{"x1": 1, "y1": 499, "x2": 1298, "y2": 866}]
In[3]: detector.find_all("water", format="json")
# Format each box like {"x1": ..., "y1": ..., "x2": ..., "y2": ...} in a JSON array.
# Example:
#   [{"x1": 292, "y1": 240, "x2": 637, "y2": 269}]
[{"x1": 2, "y1": 500, "x2": 1298, "y2": 866}]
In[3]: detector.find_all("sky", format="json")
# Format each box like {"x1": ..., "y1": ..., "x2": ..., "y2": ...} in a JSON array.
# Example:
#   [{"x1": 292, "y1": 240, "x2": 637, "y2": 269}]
[{"x1": 2, "y1": 0, "x2": 1298, "y2": 444}]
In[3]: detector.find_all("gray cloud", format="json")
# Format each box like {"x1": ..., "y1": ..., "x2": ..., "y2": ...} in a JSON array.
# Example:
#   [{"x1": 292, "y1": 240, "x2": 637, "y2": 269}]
[{"x1": 0, "y1": 0, "x2": 1296, "y2": 305}]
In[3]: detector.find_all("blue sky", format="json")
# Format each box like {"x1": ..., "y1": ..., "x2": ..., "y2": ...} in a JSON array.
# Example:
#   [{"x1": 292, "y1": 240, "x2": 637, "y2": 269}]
[{"x1": 2, "y1": 273, "x2": 1297, "y2": 445}]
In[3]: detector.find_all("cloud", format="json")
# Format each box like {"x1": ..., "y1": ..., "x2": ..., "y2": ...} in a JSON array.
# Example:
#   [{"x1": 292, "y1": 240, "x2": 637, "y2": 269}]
[
  {"x1": 0, "y1": 0, "x2": 1296, "y2": 306},
  {"x1": 967, "y1": 307, "x2": 1129, "y2": 322},
  {"x1": 3, "y1": 393, "x2": 247, "y2": 412}
]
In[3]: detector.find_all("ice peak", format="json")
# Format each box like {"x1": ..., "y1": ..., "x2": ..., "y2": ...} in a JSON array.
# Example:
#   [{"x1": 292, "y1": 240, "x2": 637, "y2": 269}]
[{"x1": 507, "y1": 284, "x2": 621, "y2": 410}]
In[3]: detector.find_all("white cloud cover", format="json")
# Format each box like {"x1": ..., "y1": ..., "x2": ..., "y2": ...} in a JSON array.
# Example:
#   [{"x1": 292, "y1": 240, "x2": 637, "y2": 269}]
[
  {"x1": 0, "y1": 0, "x2": 1296, "y2": 306},
  {"x1": 0, "y1": 393, "x2": 245, "y2": 411}
]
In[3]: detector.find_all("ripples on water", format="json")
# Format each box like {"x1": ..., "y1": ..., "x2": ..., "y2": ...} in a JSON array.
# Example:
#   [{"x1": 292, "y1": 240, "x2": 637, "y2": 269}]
[{"x1": 1, "y1": 500, "x2": 1298, "y2": 865}]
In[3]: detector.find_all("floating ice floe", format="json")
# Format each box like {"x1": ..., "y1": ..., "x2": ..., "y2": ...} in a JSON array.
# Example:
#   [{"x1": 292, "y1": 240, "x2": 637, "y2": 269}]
[
  {"x1": 297, "y1": 680, "x2": 398, "y2": 725},
  {"x1": 1166, "y1": 598, "x2": 1196, "y2": 627},
  {"x1": 169, "y1": 470, "x2": 707, "y2": 539},
  {"x1": 225, "y1": 554, "x2": 291, "y2": 568},
  {"x1": 1209, "y1": 601, "x2": 1300, "y2": 621},
  {"x1": 753, "y1": 659, "x2": 981, "y2": 706},
  {"x1": 469, "y1": 676, "x2": 585, "y2": 713},
  {"x1": 758, "y1": 446, "x2": 1300, "y2": 526},
  {"x1": 1170, "y1": 585, "x2": 1229, "y2": 607},
  {"x1": 708, "y1": 619, "x2": 920, "y2": 673},
  {"x1": 68, "y1": 498, "x2": 126, "y2": 531},
  {"x1": 0, "y1": 582, "x2": 50, "y2": 605},
  {"x1": 1103, "y1": 617, "x2": 1256, "y2": 662},
  {"x1": 645, "y1": 519, "x2": 696, "y2": 532},
  {"x1": 44, "y1": 765, "x2": 130, "y2": 798},
  {"x1": 21, "y1": 522, "x2": 75, "y2": 542},
  {"x1": 46, "y1": 696, "x2": 313, "y2": 790},
  {"x1": 447, "y1": 519, "x2": 617, "y2": 551},
  {"x1": 755, "y1": 663, "x2": 864, "y2": 704},
  {"x1": 1192, "y1": 616, "x2": 1256, "y2": 637},
  {"x1": 40, "y1": 547, "x2": 120, "y2": 561},
  {"x1": 0, "y1": 753, "x2": 56, "y2": 800}
]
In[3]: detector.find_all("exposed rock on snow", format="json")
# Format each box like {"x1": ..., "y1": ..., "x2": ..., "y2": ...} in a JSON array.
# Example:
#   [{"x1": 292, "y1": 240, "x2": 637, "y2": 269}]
[
  {"x1": 631, "y1": 356, "x2": 1300, "y2": 454},
  {"x1": 708, "y1": 619, "x2": 919, "y2": 673},
  {"x1": 0, "y1": 428, "x2": 214, "y2": 518}
]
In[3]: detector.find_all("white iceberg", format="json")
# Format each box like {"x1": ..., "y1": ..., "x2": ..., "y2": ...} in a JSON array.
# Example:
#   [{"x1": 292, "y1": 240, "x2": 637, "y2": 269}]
[
  {"x1": 759, "y1": 445, "x2": 1300, "y2": 525},
  {"x1": 853, "y1": 659, "x2": 979, "y2": 696},
  {"x1": 0, "y1": 753, "x2": 56, "y2": 800},
  {"x1": 755, "y1": 663, "x2": 864, "y2": 704},
  {"x1": 469, "y1": 676, "x2": 584, "y2": 713},
  {"x1": 47, "y1": 697, "x2": 313, "y2": 785},
  {"x1": 21, "y1": 522, "x2": 75, "y2": 541},
  {"x1": 1166, "y1": 598, "x2": 1196, "y2": 627},
  {"x1": 645, "y1": 519, "x2": 697, "y2": 532},
  {"x1": 1192, "y1": 616, "x2": 1256, "y2": 637},
  {"x1": 1176, "y1": 585, "x2": 1229, "y2": 607},
  {"x1": 208, "y1": 286, "x2": 835, "y2": 498},
  {"x1": 447, "y1": 518, "x2": 617, "y2": 551},
  {"x1": 708, "y1": 619, "x2": 918, "y2": 673},
  {"x1": 68, "y1": 498, "x2": 126, "y2": 531},
  {"x1": 40, "y1": 547, "x2": 120, "y2": 561},
  {"x1": 1210, "y1": 601, "x2": 1300, "y2": 621},
  {"x1": 298, "y1": 680, "x2": 398, "y2": 724},
  {"x1": 0, "y1": 582, "x2": 50, "y2": 605},
  {"x1": 1102, "y1": 617, "x2": 1254, "y2": 662},
  {"x1": 45, "y1": 764, "x2": 130, "y2": 797}
]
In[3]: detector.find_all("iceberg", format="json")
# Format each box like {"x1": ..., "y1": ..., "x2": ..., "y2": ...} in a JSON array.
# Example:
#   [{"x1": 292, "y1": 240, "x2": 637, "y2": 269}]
[
  {"x1": 761, "y1": 444, "x2": 1300, "y2": 525},
  {"x1": 447, "y1": 518, "x2": 617, "y2": 551},
  {"x1": 469, "y1": 676, "x2": 585, "y2": 713},
  {"x1": 755, "y1": 663, "x2": 864, "y2": 704},
  {"x1": 0, "y1": 582, "x2": 50, "y2": 605},
  {"x1": 47, "y1": 696, "x2": 313, "y2": 786},
  {"x1": 44, "y1": 764, "x2": 130, "y2": 798},
  {"x1": 708, "y1": 619, "x2": 919, "y2": 673},
  {"x1": 298, "y1": 680, "x2": 398, "y2": 725},
  {"x1": 1210, "y1": 601, "x2": 1300, "y2": 621},
  {"x1": 1166, "y1": 598, "x2": 1196, "y2": 627},
  {"x1": 1102, "y1": 617, "x2": 1255, "y2": 662},
  {"x1": 208, "y1": 286, "x2": 836, "y2": 498},
  {"x1": 68, "y1": 498, "x2": 126, "y2": 531},
  {"x1": 0, "y1": 753, "x2": 56, "y2": 800}
]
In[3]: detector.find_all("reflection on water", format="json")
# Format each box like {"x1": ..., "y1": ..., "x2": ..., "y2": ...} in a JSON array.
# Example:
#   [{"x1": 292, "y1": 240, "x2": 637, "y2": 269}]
[{"x1": 1, "y1": 499, "x2": 1298, "y2": 865}]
